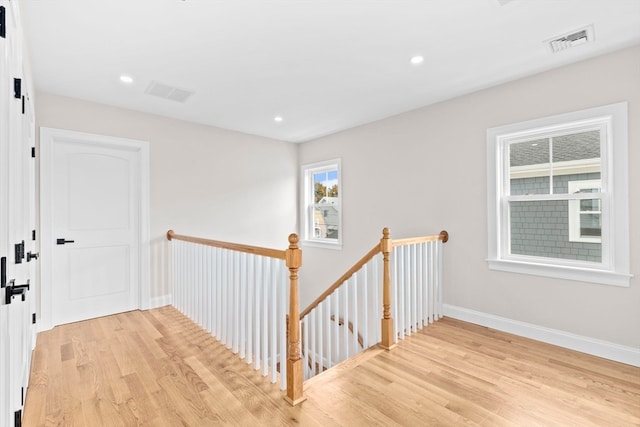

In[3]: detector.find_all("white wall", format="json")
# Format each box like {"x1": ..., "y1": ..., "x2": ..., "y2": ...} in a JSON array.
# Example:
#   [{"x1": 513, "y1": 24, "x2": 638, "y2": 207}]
[
  {"x1": 35, "y1": 92, "x2": 298, "y2": 301},
  {"x1": 298, "y1": 45, "x2": 640, "y2": 352}
]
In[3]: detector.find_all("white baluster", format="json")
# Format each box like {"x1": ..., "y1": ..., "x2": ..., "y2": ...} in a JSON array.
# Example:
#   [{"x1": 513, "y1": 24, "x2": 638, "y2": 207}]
[
  {"x1": 279, "y1": 263, "x2": 287, "y2": 390},
  {"x1": 317, "y1": 301, "x2": 324, "y2": 374},
  {"x1": 398, "y1": 245, "x2": 405, "y2": 339},
  {"x1": 261, "y1": 258, "x2": 269, "y2": 377},
  {"x1": 189, "y1": 243, "x2": 196, "y2": 321},
  {"x1": 254, "y1": 256, "x2": 262, "y2": 371},
  {"x1": 220, "y1": 249, "x2": 227, "y2": 346},
  {"x1": 362, "y1": 265, "x2": 369, "y2": 349},
  {"x1": 206, "y1": 244, "x2": 211, "y2": 334},
  {"x1": 414, "y1": 243, "x2": 424, "y2": 329},
  {"x1": 303, "y1": 316, "x2": 310, "y2": 379},
  {"x1": 407, "y1": 245, "x2": 418, "y2": 332},
  {"x1": 343, "y1": 281, "x2": 349, "y2": 359},
  {"x1": 332, "y1": 290, "x2": 339, "y2": 365},
  {"x1": 228, "y1": 249, "x2": 234, "y2": 350},
  {"x1": 392, "y1": 249, "x2": 399, "y2": 342},
  {"x1": 198, "y1": 244, "x2": 204, "y2": 328},
  {"x1": 310, "y1": 309, "x2": 316, "y2": 376},
  {"x1": 270, "y1": 258, "x2": 277, "y2": 383},
  {"x1": 239, "y1": 253, "x2": 246, "y2": 359},
  {"x1": 233, "y1": 251, "x2": 240, "y2": 354},
  {"x1": 437, "y1": 240, "x2": 443, "y2": 319},
  {"x1": 172, "y1": 240, "x2": 178, "y2": 311},
  {"x1": 351, "y1": 272, "x2": 359, "y2": 353},
  {"x1": 373, "y1": 256, "x2": 380, "y2": 344},
  {"x1": 246, "y1": 254, "x2": 254, "y2": 365},
  {"x1": 325, "y1": 295, "x2": 332, "y2": 369}
]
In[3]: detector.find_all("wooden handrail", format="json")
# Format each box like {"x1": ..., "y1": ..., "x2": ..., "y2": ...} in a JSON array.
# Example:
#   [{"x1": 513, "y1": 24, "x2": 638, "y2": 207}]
[
  {"x1": 299, "y1": 243, "x2": 381, "y2": 319},
  {"x1": 392, "y1": 230, "x2": 449, "y2": 247},
  {"x1": 298, "y1": 230, "x2": 449, "y2": 321},
  {"x1": 166, "y1": 230, "x2": 286, "y2": 260}
]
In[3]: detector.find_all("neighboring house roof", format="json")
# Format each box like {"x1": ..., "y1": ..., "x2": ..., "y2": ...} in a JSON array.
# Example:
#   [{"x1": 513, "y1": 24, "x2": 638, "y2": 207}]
[
  {"x1": 318, "y1": 196, "x2": 339, "y2": 204},
  {"x1": 510, "y1": 130, "x2": 600, "y2": 167}
]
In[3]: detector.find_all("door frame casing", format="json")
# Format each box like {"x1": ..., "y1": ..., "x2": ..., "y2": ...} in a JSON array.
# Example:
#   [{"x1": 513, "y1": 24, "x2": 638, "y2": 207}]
[{"x1": 39, "y1": 127, "x2": 150, "y2": 331}]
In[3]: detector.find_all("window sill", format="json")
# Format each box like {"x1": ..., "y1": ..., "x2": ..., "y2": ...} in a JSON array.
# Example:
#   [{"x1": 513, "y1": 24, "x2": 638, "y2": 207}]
[
  {"x1": 487, "y1": 258, "x2": 631, "y2": 287},
  {"x1": 301, "y1": 239, "x2": 342, "y2": 251}
]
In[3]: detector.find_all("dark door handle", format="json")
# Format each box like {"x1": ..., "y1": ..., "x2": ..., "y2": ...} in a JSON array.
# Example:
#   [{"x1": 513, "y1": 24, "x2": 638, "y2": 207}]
[
  {"x1": 5, "y1": 279, "x2": 28, "y2": 304},
  {"x1": 56, "y1": 238, "x2": 75, "y2": 245}
]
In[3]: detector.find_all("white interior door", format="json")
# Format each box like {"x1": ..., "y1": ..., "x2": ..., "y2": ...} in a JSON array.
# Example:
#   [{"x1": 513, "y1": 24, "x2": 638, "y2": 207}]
[
  {"x1": 1, "y1": 1, "x2": 36, "y2": 424},
  {"x1": 41, "y1": 128, "x2": 149, "y2": 328}
]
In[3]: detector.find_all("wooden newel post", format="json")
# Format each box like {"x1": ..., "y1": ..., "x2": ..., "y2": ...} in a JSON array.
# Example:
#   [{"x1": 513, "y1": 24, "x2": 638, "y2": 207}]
[
  {"x1": 380, "y1": 227, "x2": 395, "y2": 350},
  {"x1": 285, "y1": 233, "x2": 306, "y2": 405}
]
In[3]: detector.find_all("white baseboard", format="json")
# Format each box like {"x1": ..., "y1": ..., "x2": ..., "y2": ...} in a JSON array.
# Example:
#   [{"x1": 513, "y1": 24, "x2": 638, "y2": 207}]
[
  {"x1": 148, "y1": 294, "x2": 172, "y2": 309},
  {"x1": 443, "y1": 304, "x2": 640, "y2": 367}
]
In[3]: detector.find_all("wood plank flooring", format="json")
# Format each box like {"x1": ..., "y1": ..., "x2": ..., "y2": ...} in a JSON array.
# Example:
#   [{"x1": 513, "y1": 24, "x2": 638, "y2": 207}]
[{"x1": 23, "y1": 306, "x2": 640, "y2": 426}]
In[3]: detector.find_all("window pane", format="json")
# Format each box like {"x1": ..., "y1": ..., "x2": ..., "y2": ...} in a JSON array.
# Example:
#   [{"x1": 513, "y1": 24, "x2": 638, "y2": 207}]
[
  {"x1": 552, "y1": 130, "x2": 600, "y2": 163},
  {"x1": 551, "y1": 130, "x2": 601, "y2": 194},
  {"x1": 313, "y1": 169, "x2": 338, "y2": 202},
  {"x1": 580, "y1": 212, "x2": 601, "y2": 237},
  {"x1": 580, "y1": 199, "x2": 600, "y2": 212},
  {"x1": 312, "y1": 205, "x2": 339, "y2": 240},
  {"x1": 510, "y1": 200, "x2": 601, "y2": 262},
  {"x1": 509, "y1": 138, "x2": 550, "y2": 195}
]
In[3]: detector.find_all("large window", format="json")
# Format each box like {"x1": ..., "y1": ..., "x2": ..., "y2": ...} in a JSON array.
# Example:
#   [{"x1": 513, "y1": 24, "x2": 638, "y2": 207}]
[
  {"x1": 487, "y1": 103, "x2": 630, "y2": 286},
  {"x1": 302, "y1": 159, "x2": 341, "y2": 248}
]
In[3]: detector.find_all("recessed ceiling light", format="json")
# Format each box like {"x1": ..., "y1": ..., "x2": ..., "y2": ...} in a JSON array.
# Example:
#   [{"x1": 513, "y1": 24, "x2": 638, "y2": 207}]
[
  {"x1": 274, "y1": 116, "x2": 283, "y2": 123},
  {"x1": 410, "y1": 56, "x2": 424, "y2": 65},
  {"x1": 119, "y1": 75, "x2": 134, "y2": 84}
]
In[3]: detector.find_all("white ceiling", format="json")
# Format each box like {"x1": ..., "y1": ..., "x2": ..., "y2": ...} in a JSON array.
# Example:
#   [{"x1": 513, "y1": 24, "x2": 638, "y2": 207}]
[{"x1": 20, "y1": 0, "x2": 640, "y2": 143}]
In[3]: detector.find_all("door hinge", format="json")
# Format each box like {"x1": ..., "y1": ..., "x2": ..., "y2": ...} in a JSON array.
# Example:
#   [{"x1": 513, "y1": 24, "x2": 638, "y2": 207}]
[
  {"x1": 21, "y1": 386, "x2": 24, "y2": 406},
  {"x1": 31, "y1": 147, "x2": 36, "y2": 158},
  {"x1": 14, "y1": 78, "x2": 22, "y2": 99},
  {"x1": 15, "y1": 409, "x2": 22, "y2": 427},
  {"x1": 32, "y1": 313, "x2": 36, "y2": 324},
  {"x1": 32, "y1": 229, "x2": 36, "y2": 241},
  {"x1": 0, "y1": 6, "x2": 6, "y2": 39},
  {"x1": 22, "y1": 95, "x2": 25, "y2": 114}
]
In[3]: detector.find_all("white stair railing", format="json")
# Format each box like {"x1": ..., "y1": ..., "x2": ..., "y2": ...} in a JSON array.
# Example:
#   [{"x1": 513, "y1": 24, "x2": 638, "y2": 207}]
[
  {"x1": 297, "y1": 229, "x2": 449, "y2": 382},
  {"x1": 391, "y1": 234, "x2": 446, "y2": 342},
  {"x1": 300, "y1": 253, "x2": 382, "y2": 379},
  {"x1": 168, "y1": 228, "x2": 448, "y2": 404},
  {"x1": 167, "y1": 230, "x2": 291, "y2": 390}
]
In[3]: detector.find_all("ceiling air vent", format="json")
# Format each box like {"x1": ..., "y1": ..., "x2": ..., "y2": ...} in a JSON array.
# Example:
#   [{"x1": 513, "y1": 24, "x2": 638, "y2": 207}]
[
  {"x1": 144, "y1": 81, "x2": 194, "y2": 103},
  {"x1": 547, "y1": 25, "x2": 594, "y2": 53}
]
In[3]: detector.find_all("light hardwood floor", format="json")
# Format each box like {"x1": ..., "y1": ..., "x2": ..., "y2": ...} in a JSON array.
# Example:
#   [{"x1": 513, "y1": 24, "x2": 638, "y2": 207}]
[{"x1": 23, "y1": 306, "x2": 640, "y2": 426}]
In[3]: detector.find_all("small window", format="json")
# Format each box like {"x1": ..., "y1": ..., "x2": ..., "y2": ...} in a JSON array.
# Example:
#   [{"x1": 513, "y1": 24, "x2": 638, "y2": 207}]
[
  {"x1": 302, "y1": 159, "x2": 341, "y2": 248},
  {"x1": 568, "y1": 179, "x2": 601, "y2": 243},
  {"x1": 487, "y1": 103, "x2": 630, "y2": 286}
]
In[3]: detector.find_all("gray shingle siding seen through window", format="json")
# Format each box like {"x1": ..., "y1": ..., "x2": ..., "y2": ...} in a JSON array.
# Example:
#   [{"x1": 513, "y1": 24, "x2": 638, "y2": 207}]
[{"x1": 510, "y1": 173, "x2": 601, "y2": 262}]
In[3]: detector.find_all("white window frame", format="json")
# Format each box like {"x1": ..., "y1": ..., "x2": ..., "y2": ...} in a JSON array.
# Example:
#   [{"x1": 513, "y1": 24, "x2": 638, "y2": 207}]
[
  {"x1": 487, "y1": 103, "x2": 631, "y2": 287},
  {"x1": 301, "y1": 159, "x2": 342, "y2": 249},
  {"x1": 568, "y1": 179, "x2": 601, "y2": 244}
]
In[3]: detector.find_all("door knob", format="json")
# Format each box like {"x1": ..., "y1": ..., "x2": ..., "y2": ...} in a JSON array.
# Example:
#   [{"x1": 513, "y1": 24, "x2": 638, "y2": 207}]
[
  {"x1": 27, "y1": 252, "x2": 39, "y2": 261},
  {"x1": 56, "y1": 238, "x2": 75, "y2": 245}
]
